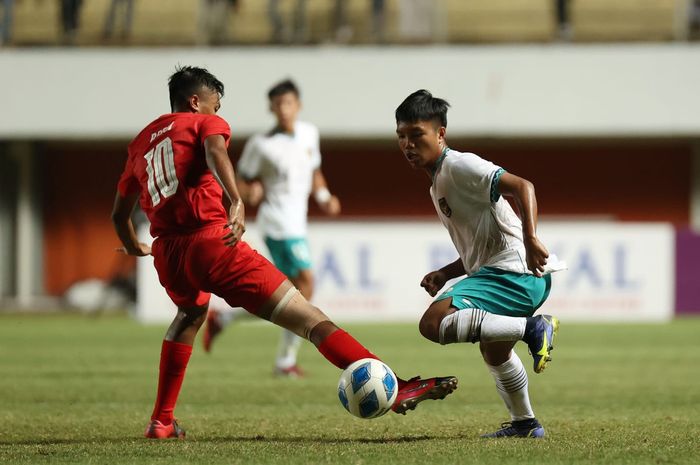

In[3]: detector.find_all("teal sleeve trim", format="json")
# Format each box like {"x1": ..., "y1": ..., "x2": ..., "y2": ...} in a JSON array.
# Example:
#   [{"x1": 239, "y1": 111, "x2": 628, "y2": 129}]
[{"x1": 490, "y1": 168, "x2": 506, "y2": 203}]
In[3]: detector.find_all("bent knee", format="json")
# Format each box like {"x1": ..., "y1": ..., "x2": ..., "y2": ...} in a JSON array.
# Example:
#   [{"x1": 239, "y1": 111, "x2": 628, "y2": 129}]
[
  {"x1": 419, "y1": 314, "x2": 441, "y2": 343},
  {"x1": 419, "y1": 300, "x2": 457, "y2": 344}
]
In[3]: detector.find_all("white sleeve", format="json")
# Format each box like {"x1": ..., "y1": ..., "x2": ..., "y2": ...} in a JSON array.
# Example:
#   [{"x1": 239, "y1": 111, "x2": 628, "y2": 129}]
[
  {"x1": 447, "y1": 153, "x2": 504, "y2": 204},
  {"x1": 237, "y1": 137, "x2": 262, "y2": 180},
  {"x1": 309, "y1": 125, "x2": 322, "y2": 170}
]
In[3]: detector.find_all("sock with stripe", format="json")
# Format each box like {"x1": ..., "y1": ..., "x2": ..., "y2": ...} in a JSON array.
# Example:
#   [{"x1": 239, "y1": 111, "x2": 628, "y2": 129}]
[
  {"x1": 487, "y1": 351, "x2": 534, "y2": 421},
  {"x1": 439, "y1": 308, "x2": 526, "y2": 344}
]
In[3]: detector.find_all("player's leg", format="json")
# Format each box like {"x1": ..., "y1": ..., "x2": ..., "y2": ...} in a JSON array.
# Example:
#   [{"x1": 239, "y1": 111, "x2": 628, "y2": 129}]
[
  {"x1": 419, "y1": 271, "x2": 559, "y2": 373},
  {"x1": 145, "y1": 303, "x2": 208, "y2": 439},
  {"x1": 145, "y1": 233, "x2": 212, "y2": 439},
  {"x1": 267, "y1": 237, "x2": 313, "y2": 377},
  {"x1": 203, "y1": 239, "x2": 458, "y2": 415},
  {"x1": 260, "y1": 280, "x2": 458, "y2": 415},
  {"x1": 274, "y1": 269, "x2": 312, "y2": 376},
  {"x1": 479, "y1": 341, "x2": 545, "y2": 438}
]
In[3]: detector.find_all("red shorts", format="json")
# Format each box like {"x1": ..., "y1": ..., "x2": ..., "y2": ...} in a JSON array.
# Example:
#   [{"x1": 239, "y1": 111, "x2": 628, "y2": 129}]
[{"x1": 151, "y1": 224, "x2": 287, "y2": 313}]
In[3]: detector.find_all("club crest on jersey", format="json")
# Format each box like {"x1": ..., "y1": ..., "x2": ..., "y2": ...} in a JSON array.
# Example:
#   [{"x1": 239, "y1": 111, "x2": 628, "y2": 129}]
[{"x1": 438, "y1": 197, "x2": 452, "y2": 217}]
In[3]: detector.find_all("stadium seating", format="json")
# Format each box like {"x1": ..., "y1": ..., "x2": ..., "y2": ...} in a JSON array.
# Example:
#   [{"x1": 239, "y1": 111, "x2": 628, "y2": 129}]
[
  {"x1": 571, "y1": 0, "x2": 680, "y2": 41},
  {"x1": 6, "y1": 0, "x2": 691, "y2": 46},
  {"x1": 444, "y1": 0, "x2": 555, "y2": 43}
]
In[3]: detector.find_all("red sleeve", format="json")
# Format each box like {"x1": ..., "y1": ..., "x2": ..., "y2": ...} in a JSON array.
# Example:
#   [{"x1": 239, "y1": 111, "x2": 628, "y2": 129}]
[
  {"x1": 117, "y1": 152, "x2": 140, "y2": 197},
  {"x1": 199, "y1": 114, "x2": 231, "y2": 146}
]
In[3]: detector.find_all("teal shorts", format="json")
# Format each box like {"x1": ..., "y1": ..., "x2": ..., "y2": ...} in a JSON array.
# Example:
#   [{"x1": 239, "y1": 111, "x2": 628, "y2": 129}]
[
  {"x1": 264, "y1": 237, "x2": 312, "y2": 279},
  {"x1": 435, "y1": 267, "x2": 551, "y2": 317}
]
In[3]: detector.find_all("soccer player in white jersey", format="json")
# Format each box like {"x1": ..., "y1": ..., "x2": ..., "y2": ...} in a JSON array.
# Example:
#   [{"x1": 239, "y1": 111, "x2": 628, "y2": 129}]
[
  {"x1": 395, "y1": 90, "x2": 562, "y2": 438},
  {"x1": 203, "y1": 79, "x2": 340, "y2": 377}
]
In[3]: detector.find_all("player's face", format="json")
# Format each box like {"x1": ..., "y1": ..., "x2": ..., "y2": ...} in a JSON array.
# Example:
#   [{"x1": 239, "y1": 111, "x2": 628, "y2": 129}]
[
  {"x1": 396, "y1": 120, "x2": 445, "y2": 170},
  {"x1": 270, "y1": 92, "x2": 300, "y2": 132},
  {"x1": 193, "y1": 88, "x2": 221, "y2": 115}
]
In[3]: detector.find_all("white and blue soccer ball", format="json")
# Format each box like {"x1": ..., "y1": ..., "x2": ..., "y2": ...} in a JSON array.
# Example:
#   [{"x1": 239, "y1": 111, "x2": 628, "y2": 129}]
[{"x1": 337, "y1": 358, "x2": 398, "y2": 419}]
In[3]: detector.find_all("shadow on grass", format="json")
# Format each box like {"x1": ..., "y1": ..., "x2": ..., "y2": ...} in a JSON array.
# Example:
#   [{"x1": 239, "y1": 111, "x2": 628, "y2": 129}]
[{"x1": 1, "y1": 433, "x2": 472, "y2": 447}]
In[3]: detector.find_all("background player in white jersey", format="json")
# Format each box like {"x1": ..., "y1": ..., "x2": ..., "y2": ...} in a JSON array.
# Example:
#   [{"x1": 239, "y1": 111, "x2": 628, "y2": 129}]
[
  {"x1": 204, "y1": 79, "x2": 340, "y2": 377},
  {"x1": 395, "y1": 90, "x2": 563, "y2": 438}
]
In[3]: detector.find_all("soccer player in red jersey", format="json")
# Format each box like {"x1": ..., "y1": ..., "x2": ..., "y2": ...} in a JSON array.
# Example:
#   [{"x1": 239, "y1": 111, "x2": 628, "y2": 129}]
[{"x1": 111, "y1": 66, "x2": 458, "y2": 439}]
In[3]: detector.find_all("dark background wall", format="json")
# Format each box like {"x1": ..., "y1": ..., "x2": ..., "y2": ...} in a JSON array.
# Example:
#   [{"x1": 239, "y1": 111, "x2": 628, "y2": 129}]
[{"x1": 40, "y1": 139, "x2": 692, "y2": 295}]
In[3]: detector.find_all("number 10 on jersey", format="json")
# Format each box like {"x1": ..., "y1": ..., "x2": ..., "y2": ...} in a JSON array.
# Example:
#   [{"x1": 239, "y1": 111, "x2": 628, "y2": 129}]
[{"x1": 144, "y1": 137, "x2": 179, "y2": 206}]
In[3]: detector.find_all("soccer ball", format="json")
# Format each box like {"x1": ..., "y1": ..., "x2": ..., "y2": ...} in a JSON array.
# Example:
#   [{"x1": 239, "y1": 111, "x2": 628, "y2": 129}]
[{"x1": 337, "y1": 358, "x2": 398, "y2": 419}]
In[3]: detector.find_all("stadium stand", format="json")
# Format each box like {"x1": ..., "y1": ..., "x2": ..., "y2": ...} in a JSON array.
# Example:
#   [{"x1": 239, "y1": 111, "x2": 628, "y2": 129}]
[
  {"x1": 444, "y1": 0, "x2": 555, "y2": 43},
  {"x1": 571, "y1": 0, "x2": 681, "y2": 41},
  {"x1": 5, "y1": 0, "x2": 693, "y2": 46}
]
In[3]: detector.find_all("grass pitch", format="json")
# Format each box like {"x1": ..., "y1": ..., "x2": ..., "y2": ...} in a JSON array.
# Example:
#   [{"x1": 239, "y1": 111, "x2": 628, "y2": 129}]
[{"x1": 0, "y1": 313, "x2": 698, "y2": 465}]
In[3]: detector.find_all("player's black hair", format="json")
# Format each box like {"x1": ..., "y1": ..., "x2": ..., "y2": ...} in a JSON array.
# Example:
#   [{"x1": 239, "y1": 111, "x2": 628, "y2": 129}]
[
  {"x1": 168, "y1": 65, "x2": 225, "y2": 111},
  {"x1": 395, "y1": 89, "x2": 450, "y2": 128},
  {"x1": 267, "y1": 79, "x2": 300, "y2": 100}
]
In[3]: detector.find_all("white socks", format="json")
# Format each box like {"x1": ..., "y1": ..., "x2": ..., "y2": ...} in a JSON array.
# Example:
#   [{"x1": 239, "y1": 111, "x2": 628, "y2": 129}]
[
  {"x1": 481, "y1": 312, "x2": 527, "y2": 343},
  {"x1": 438, "y1": 308, "x2": 526, "y2": 344},
  {"x1": 487, "y1": 351, "x2": 534, "y2": 421},
  {"x1": 275, "y1": 329, "x2": 302, "y2": 369}
]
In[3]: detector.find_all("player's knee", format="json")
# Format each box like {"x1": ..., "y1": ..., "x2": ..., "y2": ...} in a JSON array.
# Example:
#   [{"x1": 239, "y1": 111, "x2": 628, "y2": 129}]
[
  {"x1": 183, "y1": 306, "x2": 208, "y2": 326},
  {"x1": 418, "y1": 313, "x2": 441, "y2": 343}
]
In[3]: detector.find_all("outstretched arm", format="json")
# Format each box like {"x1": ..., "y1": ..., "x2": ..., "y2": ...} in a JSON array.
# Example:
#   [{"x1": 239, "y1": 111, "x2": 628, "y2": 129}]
[
  {"x1": 312, "y1": 169, "x2": 341, "y2": 216},
  {"x1": 111, "y1": 192, "x2": 151, "y2": 256},
  {"x1": 497, "y1": 172, "x2": 548, "y2": 276},
  {"x1": 204, "y1": 134, "x2": 245, "y2": 246}
]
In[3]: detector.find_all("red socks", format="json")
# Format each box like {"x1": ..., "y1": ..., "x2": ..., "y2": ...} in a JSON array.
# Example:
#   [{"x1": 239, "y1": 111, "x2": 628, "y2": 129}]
[
  {"x1": 150, "y1": 340, "x2": 193, "y2": 425},
  {"x1": 317, "y1": 329, "x2": 408, "y2": 388},
  {"x1": 316, "y1": 329, "x2": 380, "y2": 369}
]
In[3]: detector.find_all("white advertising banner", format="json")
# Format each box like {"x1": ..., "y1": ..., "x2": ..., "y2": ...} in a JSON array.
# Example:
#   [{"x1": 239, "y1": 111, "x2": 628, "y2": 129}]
[{"x1": 136, "y1": 221, "x2": 674, "y2": 323}]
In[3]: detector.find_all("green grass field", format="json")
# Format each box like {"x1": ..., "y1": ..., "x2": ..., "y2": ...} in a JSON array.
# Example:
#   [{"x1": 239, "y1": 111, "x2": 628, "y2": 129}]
[{"x1": 0, "y1": 314, "x2": 698, "y2": 465}]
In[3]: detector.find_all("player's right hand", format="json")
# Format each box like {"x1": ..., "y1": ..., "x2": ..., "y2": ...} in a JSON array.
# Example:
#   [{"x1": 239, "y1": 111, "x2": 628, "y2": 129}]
[
  {"x1": 246, "y1": 181, "x2": 264, "y2": 207},
  {"x1": 420, "y1": 270, "x2": 448, "y2": 297},
  {"x1": 222, "y1": 198, "x2": 246, "y2": 246}
]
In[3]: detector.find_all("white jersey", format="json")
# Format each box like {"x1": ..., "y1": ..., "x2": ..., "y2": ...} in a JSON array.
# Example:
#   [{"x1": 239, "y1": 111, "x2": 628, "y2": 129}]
[
  {"x1": 237, "y1": 121, "x2": 322, "y2": 239},
  {"x1": 430, "y1": 148, "x2": 529, "y2": 275}
]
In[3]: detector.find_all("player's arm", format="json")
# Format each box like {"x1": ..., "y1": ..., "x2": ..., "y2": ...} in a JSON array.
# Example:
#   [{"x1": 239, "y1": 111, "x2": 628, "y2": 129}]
[
  {"x1": 204, "y1": 134, "x2": 245, "y2": 246},
  {"x1": 111, "y1": 192, "x2": 151, "y2": 256},
  {"x1": 497, "y1": 172, "x2": 549, "y2": 276},
  {"x1": 236, "y1": 176, "x2": 264, "y2": 207},
  {"x1": 312, "y1": 169, "x2": 340, "y2": 216},
  {"x1": 420, "y1": 258, "x2": 465, "y2": 297}
]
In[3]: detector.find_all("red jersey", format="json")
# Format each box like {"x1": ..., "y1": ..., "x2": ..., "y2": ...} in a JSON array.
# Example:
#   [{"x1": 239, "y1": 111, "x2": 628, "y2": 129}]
[{"x1": 118, "y1": 113, "x2": 231, "y2": 237}]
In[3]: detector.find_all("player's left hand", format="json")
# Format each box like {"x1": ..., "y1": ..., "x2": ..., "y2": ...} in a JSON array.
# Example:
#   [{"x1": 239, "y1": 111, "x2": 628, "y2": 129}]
[
  {"x1": 116, "y1": 243, "x2": 152, "y2": 256},
  {"x1": 421, "y1": 270, "x2": 448, "y2": 297},
  {"x1": 320, "y1": 195, "x2": 341, "y2": 216},
  {"x1": 223, "y1": 198, "x2": 246, "y2": 246},
  {"x1": 524, "y1": 236, "x2": 549, "y2": 277}
]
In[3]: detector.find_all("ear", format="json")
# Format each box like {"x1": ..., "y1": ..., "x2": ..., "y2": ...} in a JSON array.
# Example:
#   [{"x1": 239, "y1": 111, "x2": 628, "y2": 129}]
[
  {"x1": 188, "y1": 94, "x2": 200, "y2": 113},
  {"x1": 438, "y1": 126, "x2": 446, "y2": 140}
]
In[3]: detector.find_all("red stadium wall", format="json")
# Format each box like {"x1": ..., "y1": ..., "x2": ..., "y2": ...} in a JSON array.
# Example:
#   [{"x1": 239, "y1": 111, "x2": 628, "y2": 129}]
[
  {"x1": 310, "y1": 141, "x2": 691, "y2": 223},
  {"x1": 42, "y1": 144, "x2": 136, "y2": 295},
  {"x1": 41, "y1": 140, "x2": 691, "y2": 295}
]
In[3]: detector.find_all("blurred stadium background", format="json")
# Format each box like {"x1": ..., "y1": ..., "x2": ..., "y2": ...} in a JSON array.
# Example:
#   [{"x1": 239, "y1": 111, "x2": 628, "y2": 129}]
[{"x1": 1, "y1": 1, "x2": 699, "y2": 463}]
